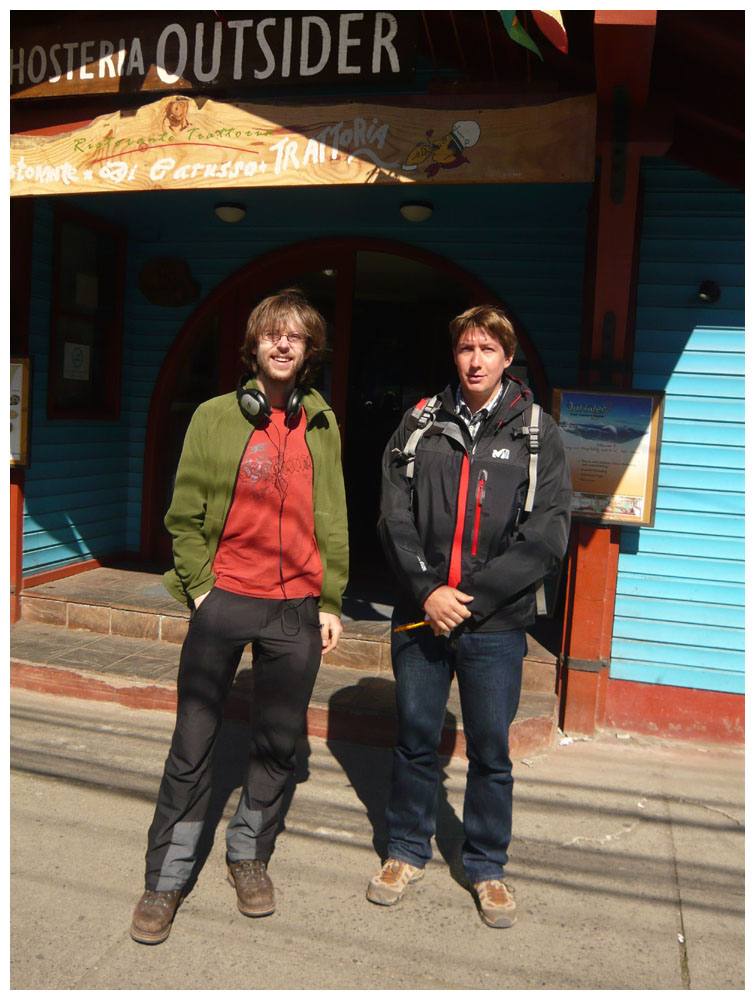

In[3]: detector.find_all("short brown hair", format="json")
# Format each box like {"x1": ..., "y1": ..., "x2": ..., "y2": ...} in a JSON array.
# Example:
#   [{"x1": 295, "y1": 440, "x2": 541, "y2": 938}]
[
  {"x1": 449, "y1": 305, "x2": 518, "y2": 358},
  {"x1": 241, "y1": 287, "x2": 327, "y2": 388}
]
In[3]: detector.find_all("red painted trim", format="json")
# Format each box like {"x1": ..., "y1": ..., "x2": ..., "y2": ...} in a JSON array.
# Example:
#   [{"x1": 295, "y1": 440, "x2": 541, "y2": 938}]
[
  {"x1": 10, "y1": 199, "x2": 34, "y2": 356},
  {"x1": 561, "y1": 17, "x2": 657, "y2": 735},
  {"x1": 23, "y1": 556, "x2": 107, "y2": 590},
  {"x1": 560, "y1": 523, "x2": 621, "y2": 736},
  {"x1": 561, "y1": 667, "x2": 604, "y2": 739},
  {"x1": 10, "y1": 199, "x2": 33, "y2": 623},
  {"x1": 594, "y1": 14, "x2": 657, "y2": 106},
  {"x1": 448, "y1": 455, "x2": 470, "y2": 588},
  {"x1": 10, "y1": 471, "x2": 25, "y2": 624},
  {"x1": 604, "y1": 678, "x2": 744, "y2": 747},
  {"x1": 10, "y1": 661, "x2": 178, "y2": 714},
  {"x1": 557, "y1": 530, "x2": 579, "y2": 703},
  {"x1": 140, "y1": 237, "x2": 549, "y2": 559},
  {"x1": 9, "y1": 661, "x2": 555, "y2": 759},
  {"x1": 566, "y1": 524, "x2": 620, "y2": 661},
  {"x1": 594, "y1": 11, "x2": 657, "y2": 27}
]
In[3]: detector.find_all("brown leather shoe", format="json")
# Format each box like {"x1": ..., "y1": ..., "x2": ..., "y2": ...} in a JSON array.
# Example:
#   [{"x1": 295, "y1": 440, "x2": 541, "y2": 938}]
[
  {"x1": 130, "y1": 889, "x2": 183, "y2": 944},
  {"x1": 227, "y1": 859, "x2": 275, "y2": 917}
]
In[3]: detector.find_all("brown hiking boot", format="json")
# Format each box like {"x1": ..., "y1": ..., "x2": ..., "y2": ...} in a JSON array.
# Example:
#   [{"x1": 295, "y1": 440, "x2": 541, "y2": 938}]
[
  {"x1": 366, "y1": 858, "x2": 425, "y2": 906},
  {"x1": 473, "y1": 878, "x2": 517, "y2": 928},
  {"x1": 130, "y1": 889, "x2": 183, "y2": 944},
  {"x1": 227, "y1": 859, "x2": 275, "y2": 917}
]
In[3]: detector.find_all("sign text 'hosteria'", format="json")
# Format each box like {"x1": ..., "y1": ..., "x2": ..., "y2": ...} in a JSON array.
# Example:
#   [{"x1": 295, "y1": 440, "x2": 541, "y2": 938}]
[
  {"x1": 10, "y1": 12, "x2": 418, "y2": 98},
  {"x1": 9, "y1": 95, "x2": 597, "y2": 195}
]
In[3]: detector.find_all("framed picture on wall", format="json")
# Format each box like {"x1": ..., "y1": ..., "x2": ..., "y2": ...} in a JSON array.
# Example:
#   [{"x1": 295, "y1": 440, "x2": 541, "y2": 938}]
[
  {"x1": 10, "y1": 357, "x2": 30, "y2": 467},
  {"x1": 552, "y1": 388, "x2": 665, "y2": 528}
]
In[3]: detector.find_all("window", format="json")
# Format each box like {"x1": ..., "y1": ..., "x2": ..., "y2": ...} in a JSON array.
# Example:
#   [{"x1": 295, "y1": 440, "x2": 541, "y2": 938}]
[{"x1": 48, "y1": 205, "x2": 125, "y2": 419}]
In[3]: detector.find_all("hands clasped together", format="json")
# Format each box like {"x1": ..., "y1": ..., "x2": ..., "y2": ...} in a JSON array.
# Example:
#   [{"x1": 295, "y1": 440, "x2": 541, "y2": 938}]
[{"x1": 422, "y1": 585, "x2": 474, "y2": 636}]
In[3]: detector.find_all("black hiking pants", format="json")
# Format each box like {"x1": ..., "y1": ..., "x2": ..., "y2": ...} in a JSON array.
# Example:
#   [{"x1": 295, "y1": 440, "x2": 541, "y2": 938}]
[{"x1": 144, "y1": 587, "x2": 322, "y2": 891}]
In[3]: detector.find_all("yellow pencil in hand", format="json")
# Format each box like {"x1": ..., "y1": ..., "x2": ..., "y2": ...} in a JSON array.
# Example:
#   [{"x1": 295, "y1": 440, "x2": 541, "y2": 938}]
[{"x1": 393, "y1": 620, "x2": 430, "y2": 633}]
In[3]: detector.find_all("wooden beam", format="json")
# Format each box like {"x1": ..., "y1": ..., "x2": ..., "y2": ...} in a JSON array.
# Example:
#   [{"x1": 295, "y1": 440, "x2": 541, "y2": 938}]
[{"x1": 594, "y1": 11, "x2": 656, "y2": 106}]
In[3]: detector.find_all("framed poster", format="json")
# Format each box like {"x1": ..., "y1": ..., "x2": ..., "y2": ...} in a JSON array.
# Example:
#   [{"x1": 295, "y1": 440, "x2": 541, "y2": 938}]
[
  {"x1": 10, "y1": 357, "x2": 31, "y2": 466},
  {"x1": 552, "y1": 388, "x2": 665, "y2": 527}
]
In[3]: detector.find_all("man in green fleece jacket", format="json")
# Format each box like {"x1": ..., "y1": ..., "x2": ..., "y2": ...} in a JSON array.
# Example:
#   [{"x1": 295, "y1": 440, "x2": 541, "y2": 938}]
[{"x1": 131, "y1": 288, "x2": 348, "y2": 945}]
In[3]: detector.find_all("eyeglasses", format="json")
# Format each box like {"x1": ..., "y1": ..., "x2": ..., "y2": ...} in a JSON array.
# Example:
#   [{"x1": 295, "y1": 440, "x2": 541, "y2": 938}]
[{"x1": 260, "y1": 330, "x2": 307, "y2": 346}]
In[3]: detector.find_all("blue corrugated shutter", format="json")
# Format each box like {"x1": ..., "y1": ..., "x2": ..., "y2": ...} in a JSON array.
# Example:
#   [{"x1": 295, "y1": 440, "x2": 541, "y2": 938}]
[{"x1": 611, "y1": 162, "x2": 745, "y2": 694}]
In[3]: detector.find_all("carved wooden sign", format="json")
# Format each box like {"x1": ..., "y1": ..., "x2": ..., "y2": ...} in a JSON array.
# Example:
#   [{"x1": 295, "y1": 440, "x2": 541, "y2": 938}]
[{"x1": 10, "y1": 94, "x2": 596, "y2": 196}]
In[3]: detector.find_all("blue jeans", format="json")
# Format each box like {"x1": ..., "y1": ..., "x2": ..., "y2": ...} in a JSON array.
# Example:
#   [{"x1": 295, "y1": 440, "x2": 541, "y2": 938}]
[{"x1": 385, "y1": 622, "x2": 525, "y2": 883}]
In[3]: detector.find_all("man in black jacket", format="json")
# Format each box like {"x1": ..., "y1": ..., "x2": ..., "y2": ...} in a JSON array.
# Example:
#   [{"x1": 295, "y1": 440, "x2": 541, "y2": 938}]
[{"x1": 367, "y1": 304, "x2": 571, "y2": 928}]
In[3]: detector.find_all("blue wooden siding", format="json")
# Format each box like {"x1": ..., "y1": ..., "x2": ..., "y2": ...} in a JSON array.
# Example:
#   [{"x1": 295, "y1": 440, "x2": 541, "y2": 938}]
[
  {"x1": 23, "y1": 203, "x2": 131, "y2": 574},
  {"x1": 23, "y1": 180, "x2": 590, "y2": 575},
  {"x1": 611, "y1": 161, "x2": 745, "y2": 694}
]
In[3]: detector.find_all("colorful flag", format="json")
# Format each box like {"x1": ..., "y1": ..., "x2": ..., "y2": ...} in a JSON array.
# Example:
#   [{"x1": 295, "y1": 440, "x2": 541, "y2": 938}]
[
  {"x1": 532, "y1": 10, "x2": 569, "y2": 54},
  {"x1": 499, "y1": 11, "x2": 543, "y2": 61}
]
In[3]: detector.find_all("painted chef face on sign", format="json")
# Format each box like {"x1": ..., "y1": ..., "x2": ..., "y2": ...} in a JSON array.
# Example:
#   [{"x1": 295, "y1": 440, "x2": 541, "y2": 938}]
[{"x1": 164, "y1": 99, "x2": 191, "y2": 133}]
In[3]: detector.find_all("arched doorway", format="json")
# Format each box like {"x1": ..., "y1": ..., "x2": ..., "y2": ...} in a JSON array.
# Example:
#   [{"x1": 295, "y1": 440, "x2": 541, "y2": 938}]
[{"x1": 141, "y1": 238, "x2": 548, "y2": 602}]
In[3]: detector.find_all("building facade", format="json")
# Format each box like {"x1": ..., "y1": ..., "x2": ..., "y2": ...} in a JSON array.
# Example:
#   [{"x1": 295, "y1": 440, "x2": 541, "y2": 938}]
[{"x1": 10, "y1": 11, "x2": 744, "y2": 743}]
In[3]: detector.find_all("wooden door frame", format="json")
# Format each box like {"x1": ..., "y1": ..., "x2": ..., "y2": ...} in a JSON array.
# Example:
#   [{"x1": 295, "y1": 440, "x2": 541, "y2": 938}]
[{"x1": 140, "y1": 236, "x2": 548, "y2": 559}]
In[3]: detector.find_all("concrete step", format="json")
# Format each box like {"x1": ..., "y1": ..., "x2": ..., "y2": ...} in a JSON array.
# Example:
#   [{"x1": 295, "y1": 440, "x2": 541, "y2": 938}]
[
  {"x1": 20, "y1": 565, "x2": 558, "y2": 694},
  {"x1": 10, "y1": 619, "x2": 559, "y2": 760}
]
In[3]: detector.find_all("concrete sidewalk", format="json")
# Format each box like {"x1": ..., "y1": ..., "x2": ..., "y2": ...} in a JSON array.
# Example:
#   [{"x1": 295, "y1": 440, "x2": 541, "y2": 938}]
[{"x1": 10, "y1": 687, "x2": 745, "y2": 991}]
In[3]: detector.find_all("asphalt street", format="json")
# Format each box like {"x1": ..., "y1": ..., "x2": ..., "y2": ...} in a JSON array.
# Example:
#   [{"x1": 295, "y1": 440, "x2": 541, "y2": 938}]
[{"x1": 10, "y1": 687, "x2": 745, "y2": 991}]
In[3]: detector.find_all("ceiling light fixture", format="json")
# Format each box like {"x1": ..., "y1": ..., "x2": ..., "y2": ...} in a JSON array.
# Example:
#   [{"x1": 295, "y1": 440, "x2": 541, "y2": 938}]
[
  {"x1": 215, "y1": 202, "x2": 246, "y2": 223},
  {"x1": 400, "y1": 201, "x2": 433, "y2": 223}
]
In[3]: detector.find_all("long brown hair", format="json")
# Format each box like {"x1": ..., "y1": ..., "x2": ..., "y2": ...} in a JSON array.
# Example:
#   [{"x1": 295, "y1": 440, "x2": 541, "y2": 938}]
[{"x1": 241, "y1": 287, "x2": 327, "y2": 388}]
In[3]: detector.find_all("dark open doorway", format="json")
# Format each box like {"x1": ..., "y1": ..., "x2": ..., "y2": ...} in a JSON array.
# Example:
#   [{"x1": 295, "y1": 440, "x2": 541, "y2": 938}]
[{"x1": 343, "y1": 251, "x2": 468, "y2": 607}]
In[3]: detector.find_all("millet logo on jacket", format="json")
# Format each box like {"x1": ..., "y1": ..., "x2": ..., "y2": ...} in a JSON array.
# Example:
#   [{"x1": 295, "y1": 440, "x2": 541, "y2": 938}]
[{"x1": 492, "y1": 448, "x2": 510, "y2": 460}]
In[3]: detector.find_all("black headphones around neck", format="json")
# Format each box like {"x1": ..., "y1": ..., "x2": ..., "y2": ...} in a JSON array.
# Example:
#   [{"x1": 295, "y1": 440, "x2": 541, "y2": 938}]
[{"x1": 236, "y1": 373, "x2": 304, "y2": 423}]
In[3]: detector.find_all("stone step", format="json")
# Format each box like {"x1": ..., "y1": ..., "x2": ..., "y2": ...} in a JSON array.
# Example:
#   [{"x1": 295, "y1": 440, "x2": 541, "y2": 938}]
[
  {"x1": 10, "y1": 619, "x2": 559, "y2": 760},
  {"x1": 20, "y1": 567, "x2": 192, "y2": 644},
  {"x1": 20, "y1": 566, "x2": 558, "y2": 694}
]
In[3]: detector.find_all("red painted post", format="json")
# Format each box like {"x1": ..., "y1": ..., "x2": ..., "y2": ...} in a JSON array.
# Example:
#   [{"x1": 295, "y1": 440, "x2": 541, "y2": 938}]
[
  {"x1": 562, "y1": 524, "x2": 620, "y2": 735},
  {"x1": 560, "y1": 12, "x2": 658, "y2": 736},
  {"x1": 10, "y1": 471, "x2": 24, "y2": 623},
  {"x1": 10, "y1": 199, "x2": 33, "y2": 624}
]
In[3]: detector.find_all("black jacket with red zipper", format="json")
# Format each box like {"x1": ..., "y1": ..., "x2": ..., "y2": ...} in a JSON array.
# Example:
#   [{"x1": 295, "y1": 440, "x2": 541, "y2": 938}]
[{"x1": 378, "y1": 375, "x2": 572, "y2": 632}]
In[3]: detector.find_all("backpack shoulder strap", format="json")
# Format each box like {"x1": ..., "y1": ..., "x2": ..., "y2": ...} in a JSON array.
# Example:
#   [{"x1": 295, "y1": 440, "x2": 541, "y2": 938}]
[
  {"x1": 392, "y1": 394, "x2": 442, "y2": 479},
  {"x1": 518, "y1": 403, "x2": 547, "y2": 613},
  {"x1": 523, "y1": 403, "x2": 541, "y2": 513}
]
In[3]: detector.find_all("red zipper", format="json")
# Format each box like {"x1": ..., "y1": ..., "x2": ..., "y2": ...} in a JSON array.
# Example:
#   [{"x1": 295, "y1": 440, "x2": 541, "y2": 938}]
[
  {"x1": 471, "y1": 470, "x2": 487, "y2": 557},
  {"x1": 447, "y1": 454, "x2": 470, "y2": 588}
]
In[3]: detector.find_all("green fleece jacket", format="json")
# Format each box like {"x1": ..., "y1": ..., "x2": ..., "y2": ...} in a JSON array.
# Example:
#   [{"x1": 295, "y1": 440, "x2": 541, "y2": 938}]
[{"x1": 163, "y1": 383, "x2": 348, "y2": 616}]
